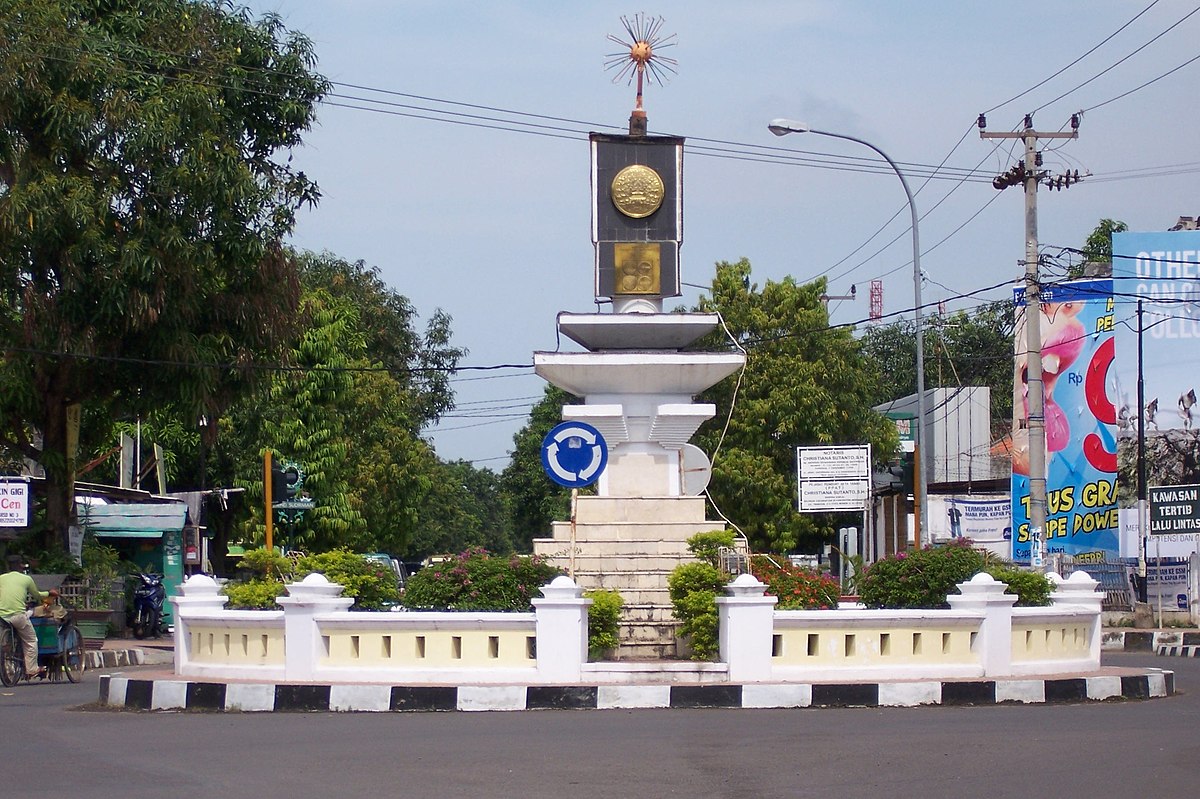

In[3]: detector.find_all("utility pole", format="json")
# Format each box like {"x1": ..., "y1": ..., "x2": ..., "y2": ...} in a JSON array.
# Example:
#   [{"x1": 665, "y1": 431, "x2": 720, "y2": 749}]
[{"x1": 979, "y1": 113, "x2": 1080, "y2": 570}]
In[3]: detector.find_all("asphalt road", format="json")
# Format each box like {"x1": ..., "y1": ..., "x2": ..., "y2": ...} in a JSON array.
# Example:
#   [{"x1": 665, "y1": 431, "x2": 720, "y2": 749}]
[{"x1": 4, "y1": 653, "x2": 1198, "y2": 799}]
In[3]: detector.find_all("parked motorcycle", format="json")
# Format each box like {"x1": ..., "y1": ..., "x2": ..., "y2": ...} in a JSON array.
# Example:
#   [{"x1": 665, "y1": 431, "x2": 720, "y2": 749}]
[{"x1": 132, "y1": 573, "x2": 167, "y2": 639}]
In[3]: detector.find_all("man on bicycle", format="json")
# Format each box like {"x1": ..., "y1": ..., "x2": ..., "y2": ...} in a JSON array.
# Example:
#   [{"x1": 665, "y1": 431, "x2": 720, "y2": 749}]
[{"x1": 1, "y1": 555, "x2": 59, "y2": 680}]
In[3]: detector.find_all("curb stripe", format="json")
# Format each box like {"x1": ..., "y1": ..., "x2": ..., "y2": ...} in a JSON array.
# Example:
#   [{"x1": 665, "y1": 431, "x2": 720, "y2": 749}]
[
  {"x1": 527, "y1": 686, "x2": 598, "y2": 710},
  {"x1": 95, "y1": 672, "x2": 1175, "y2": 713},
  {"x1": 811, "y1": 683, "x2": 879, "y2": 707},
  {"x1": 669, "y1": 685, "x2": 742, "y2": 708}
]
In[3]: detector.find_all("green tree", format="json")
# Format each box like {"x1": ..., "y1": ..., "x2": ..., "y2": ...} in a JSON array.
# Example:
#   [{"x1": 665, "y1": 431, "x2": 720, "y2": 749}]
[
  {"x1": 294, "y1": 251, "x2": 461, "y2": 426},
  {"x1": 0, "y1": 0, "x2": 328, "y2": 550},
  {"x1": 1069, "y1": 218, "x2": 1128, "y2": 278},
  {"x1": 500, "y1": 385, "x2": 579, "y2": 550},
  {"x1": 409, "y1": 460, "x2": 512, "y2": 559},
  {"x1": 694, "y1": 259, "x2": 898, "y2": 553},
  {"x1": 196, "y1": 251, "x2": 463, "y2": 557},
  {"x1": 859, "y1": 299, "x2": 1015, "y2": 435},
  {"x1": 256, "y1": 289, "x2": 368, "y2": 551}
]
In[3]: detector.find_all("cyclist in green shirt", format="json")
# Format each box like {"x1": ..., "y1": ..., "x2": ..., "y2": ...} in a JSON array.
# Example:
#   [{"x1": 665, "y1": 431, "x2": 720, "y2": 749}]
[{"x1": 1, "y1": 555, "x2": 58, "y2": 680}]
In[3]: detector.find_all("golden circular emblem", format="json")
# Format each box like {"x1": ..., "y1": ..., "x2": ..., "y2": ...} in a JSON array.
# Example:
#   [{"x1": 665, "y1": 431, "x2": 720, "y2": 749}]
[{"x1": 610, "y1": 164, "x2": 665, "y2": 218}]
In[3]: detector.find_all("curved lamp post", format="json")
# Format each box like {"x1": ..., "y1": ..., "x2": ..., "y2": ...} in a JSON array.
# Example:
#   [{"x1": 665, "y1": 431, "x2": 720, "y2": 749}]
[{"x1": 768, "y1": 119, "x2": 929, "y2": 548}]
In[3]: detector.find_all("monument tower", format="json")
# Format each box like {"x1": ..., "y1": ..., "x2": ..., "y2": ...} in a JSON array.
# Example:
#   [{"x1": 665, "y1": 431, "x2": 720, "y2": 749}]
[{"x1": 531, "y1": 16, "x2": 746, "y2": 658}]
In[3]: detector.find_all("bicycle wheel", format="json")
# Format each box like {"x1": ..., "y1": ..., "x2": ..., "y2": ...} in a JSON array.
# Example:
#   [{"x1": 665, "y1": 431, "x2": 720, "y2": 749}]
[
  {"x1": 60, "y1": 624, "x2": 84, "y2": 683},
  {"x1": 0, "y1": 626, "x2": 23, "y2": 687}
]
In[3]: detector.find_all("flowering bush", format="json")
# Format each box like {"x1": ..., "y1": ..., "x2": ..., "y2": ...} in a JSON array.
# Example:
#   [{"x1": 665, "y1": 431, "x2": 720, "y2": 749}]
[
  {"x1": 400, "y1": 548, "x2": 563, "y2": 611},
  {"x1": 857, "y1": 539, "x2": 1051, "y2": 609},
  {"x1": 749, "y1": 556, "x2": 840, "y2": 609}
]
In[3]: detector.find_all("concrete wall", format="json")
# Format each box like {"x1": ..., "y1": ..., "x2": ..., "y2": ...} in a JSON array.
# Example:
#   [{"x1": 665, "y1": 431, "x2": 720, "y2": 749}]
[{"x1": 171, "y1": 570, "x2": 1102, "y2": 686}]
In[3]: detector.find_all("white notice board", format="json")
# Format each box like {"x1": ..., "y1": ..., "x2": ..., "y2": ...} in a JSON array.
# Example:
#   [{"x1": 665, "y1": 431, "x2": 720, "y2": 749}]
[{"x1": 796, "y1": 445, "x2": 871, "y2": 513}]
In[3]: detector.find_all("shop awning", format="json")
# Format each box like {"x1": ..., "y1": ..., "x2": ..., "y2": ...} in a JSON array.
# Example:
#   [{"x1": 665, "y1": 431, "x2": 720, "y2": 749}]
[{"x1": 80, "y1": 503, "x2": 187, "y2": 538}]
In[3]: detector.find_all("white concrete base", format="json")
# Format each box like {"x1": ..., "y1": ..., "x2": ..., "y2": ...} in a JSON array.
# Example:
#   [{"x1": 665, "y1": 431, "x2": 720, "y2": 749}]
[
  {"x1": 224, "y1": 682, "x2": 276, "y2": 712},
  {"x1": 330, "y1": 684, "x2": 392, "y2": 712},
  {"x1": 741, "y1": 684, "x2": 812, "y2": 708},
  {"x1": 596, "y1": 685, "x2": 672, "y2": 709},
  {"x1": 878, "y1": 681, "x2": 941, "y2": 707},
  {"x1": 457, "y1": 686, "x2": 528, "y2": 712},
  {"x1": 995, "y1": 679, "x2": 1045, "y2": 703}
]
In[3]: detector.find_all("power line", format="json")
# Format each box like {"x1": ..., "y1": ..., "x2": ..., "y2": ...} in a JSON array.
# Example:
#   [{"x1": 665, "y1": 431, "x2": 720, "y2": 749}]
[
  {"x1": 984, "y1": 0, "x2": 1163, "y2": 113},
  {"x1": 1033, "y1": 4, "x2": 1200, "y2": 114}
]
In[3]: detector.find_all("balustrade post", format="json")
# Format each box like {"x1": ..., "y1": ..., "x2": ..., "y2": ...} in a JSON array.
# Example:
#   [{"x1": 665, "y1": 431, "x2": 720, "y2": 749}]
[
  {"x1": 276, "y1": 574, "x2": 353, "y2": 681},
  {"x1": 1048, "y1": 571, "x2": 1103, "y2": 665},
  {"x1": 947, "y1": 572, "x2": 1017, "y2": 676},
  {"x1": 170, "y1": 574, "x2": 229, "y2": 673},
  {"x1": 532, "y1": 576, "x2": 591, "y2": 683},
  {"x1": 716, "y1": 574, "x2": 778, "y2": 682}
]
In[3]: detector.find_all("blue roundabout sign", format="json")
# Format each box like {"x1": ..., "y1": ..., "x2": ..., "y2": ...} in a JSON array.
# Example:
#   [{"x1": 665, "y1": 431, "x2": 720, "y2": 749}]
[{"x1": 540, "y1": 421, "x2": 608, "y2": 488}]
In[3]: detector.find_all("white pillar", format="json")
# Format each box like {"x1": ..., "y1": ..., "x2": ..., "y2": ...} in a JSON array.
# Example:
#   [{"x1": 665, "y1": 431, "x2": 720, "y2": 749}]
[
  {"x1": 276, "y1": 574, "x2": 353, "y2": 682},
  {"x1": 1047, "y1": 570, "x2": 1103, "y2": 666},
  {"x1": 716, "y1": 574, "x2": 777, "y2": 683},
  {"x1": 532, "y1": 576, "x2": 592, "y2": 683},
  {"x1": 947, "y1": 572, "x2": 1017, "y2": 677},
  {"x1": 169, "y1": 574, "x2": 229, "y2": 674}
]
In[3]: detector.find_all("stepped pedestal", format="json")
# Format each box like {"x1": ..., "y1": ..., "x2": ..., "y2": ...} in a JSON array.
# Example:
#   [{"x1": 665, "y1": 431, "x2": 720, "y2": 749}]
[{"x1": 533, "y1": 313, "x2": 745, "y2": 659}]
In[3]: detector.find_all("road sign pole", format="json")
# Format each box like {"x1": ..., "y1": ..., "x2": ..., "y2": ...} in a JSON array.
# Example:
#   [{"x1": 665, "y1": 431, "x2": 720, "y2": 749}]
[
  {"x1": 264, "y1": 451, "x2": 274, "y2": 553},
  {"x1": 569, "y1": 489, "x2": 579, "y2": 579}
]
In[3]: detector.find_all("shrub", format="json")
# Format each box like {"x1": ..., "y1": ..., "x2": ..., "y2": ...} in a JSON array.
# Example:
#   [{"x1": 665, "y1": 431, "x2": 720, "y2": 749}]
[
  {"x1": 685, "y1": 530, "x2": 736, "y2": 567},
  {"x1": 237, "y1": 547, "x2": 292, "y2": 580},
  {"x1": 987, "y1": 565, "x2": 1052, "y2": 607},
  {"x1": 857, "y1": 539, "x2": 1052, "y2": 609},
  {"x1": 400, "y1": 548, "x2": 563, "y2": 611},
  {"x1": 667, "y1": 562, "x2": 727, "y2": 661},
  {"x1": 750, "y1": 555, "x2": 840, "y2": 610},
  {"x1": 585, "y1": 589, "x2": 624, "y2": 659},
  {"x1": 223, "y1": 578, "x2": 285, "y2": 610},
  {"x1": 295, "y1": 548, "x2": 400, "y2": 611}
]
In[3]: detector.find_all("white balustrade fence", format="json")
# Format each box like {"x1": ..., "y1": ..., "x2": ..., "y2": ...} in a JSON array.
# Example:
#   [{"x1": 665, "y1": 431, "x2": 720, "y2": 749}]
[{"x1": 171, "y1": 570, "x2": 1102, "y2": 685}]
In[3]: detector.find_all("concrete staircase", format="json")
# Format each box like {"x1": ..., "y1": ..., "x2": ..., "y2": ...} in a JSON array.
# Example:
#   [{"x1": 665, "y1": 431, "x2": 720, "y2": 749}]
[{"x1": 533, "y1": 495, "x2": 726, "y2": 660}]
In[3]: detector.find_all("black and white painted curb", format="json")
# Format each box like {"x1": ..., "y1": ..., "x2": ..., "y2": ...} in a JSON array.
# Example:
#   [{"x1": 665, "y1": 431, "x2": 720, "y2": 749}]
[
  {"x1": 1104, "y1": 630, "x2": 1200, "y2": 653},
  {"x1": 83, "y1": 647, "x2": 174, "y2": 670},
  {"x1": 1156, "y1": 645, "x2": 1200, "y2": 658},
  {"x1": 97, "y1": 670, "x2": 1174, "y2": 713}
]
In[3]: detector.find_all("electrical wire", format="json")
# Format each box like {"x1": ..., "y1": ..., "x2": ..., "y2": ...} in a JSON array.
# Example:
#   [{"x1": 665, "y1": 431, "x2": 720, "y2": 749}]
[{"x1": 1032, "y1": 5, "x2": 1200, "y2": 114}]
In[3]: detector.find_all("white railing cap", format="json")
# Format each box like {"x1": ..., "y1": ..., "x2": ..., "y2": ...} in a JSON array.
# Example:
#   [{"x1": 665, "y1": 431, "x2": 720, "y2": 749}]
[
  {"x1": 725, "y1": 573, "x2": 768, "y2": 597},
  {"x1": 538, "y1": 575, "x2": 582, "y2": 600},
  {"x1": 180, "y1": 574, "x2": 220, "y2": 595}
]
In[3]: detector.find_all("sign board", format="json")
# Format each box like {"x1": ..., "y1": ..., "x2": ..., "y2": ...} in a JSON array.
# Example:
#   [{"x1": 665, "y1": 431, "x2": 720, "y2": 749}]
[
  {"x1": 274, "y1": 498, "x2": 316, "y2": 511},
  {"x1": 541, "y1": 421, "x2": 608, "y2": 489},
  {"x1": 798, "y1": 445, "x2": 870, "y2": 480},
  {"x1": 800, "y1": 480, "x2": 869, "y2": 512},
  {"x1": 1148, "y1": 484, "x2": 1200, "y2": 534},
  {"x1": 796, "y1": 445, "x2": 871, "y2": 513},
  {"x1": 0, "y1": 478, "x2": 30, "y2": 527}
]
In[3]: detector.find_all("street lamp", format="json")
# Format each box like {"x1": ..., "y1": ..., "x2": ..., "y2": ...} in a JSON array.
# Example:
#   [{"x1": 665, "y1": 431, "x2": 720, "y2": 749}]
[{"x1": 768, "y1": 119, "x2": 929, "y2": 548}]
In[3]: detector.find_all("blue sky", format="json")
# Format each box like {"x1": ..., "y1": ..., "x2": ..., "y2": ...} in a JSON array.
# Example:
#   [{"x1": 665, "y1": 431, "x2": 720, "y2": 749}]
[{"x1": 243, "y1": 0, "x2": 1200, "y2": 468}]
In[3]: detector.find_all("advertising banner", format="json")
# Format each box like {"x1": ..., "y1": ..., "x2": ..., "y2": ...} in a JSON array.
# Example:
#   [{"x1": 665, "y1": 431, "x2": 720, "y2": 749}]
[
  {"x1": 0, "y1": 479, "x2": 31, "y2": 527},
  {"x1": 1011, "y1": 279, "x2": 1119, "y2": 563},
  {"x1": 1112, "y1": 230, "x2": 1200, "y2": 434},
  {"x1": 929, "y1": 496, "x2": 1011, "y2": 542}
]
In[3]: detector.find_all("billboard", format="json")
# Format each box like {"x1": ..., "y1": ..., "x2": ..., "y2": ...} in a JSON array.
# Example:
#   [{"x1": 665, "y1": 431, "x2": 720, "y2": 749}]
[
  {"x1": 1011, "y1": 279, "x2": 1119, "y2": 563},
  {"x1": 1112, "y1": 230, "x2": 1200, "y2": 431},
  {"x1": 0, "y1": 479, "x2": 30, "y2": 527}
]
